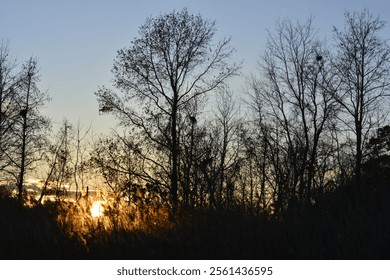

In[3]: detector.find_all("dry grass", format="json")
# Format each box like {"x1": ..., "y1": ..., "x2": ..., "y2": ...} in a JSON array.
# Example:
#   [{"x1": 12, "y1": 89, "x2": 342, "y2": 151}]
[{"x1": 1, "y1": 179, "x2": 390, "y2": 259}]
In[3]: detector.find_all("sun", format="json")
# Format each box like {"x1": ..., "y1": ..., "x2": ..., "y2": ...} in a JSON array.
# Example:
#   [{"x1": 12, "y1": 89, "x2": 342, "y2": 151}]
[{"x1": 91, "y1": 200, "x2": 104, "y2": 218}]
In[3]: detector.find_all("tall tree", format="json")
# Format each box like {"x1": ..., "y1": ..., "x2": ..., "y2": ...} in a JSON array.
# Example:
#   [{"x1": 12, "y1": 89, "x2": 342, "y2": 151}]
[
  {"x1": 0, "y1": 42, "x2": 18, "y2": 177},
  {"x1": 10, "y1": 58, "x2": 51, "y2": 201},
  {"x1": 249, "y1": 17, "x2": 337, "y2": 208},
  {"x1": 96, "y1": 8, "x2": 239, "y2": 215},
  {"x1": 333, "y1": 10, "x2": 390, "y2": 188},
  {"x1": 214, "y1": 89, "x2": 242, "y2": 208}
]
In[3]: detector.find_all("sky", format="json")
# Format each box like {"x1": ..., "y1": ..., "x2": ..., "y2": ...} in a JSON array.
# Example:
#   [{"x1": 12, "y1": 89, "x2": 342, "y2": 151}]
[{"x1": 1, "y1": 0, "x2": 389, "y2": 134}]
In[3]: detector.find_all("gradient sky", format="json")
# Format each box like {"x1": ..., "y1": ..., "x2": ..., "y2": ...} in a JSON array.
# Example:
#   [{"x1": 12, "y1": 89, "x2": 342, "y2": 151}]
[{"x1": 1, "y1": 0, "x2": 389, "y2": 134}]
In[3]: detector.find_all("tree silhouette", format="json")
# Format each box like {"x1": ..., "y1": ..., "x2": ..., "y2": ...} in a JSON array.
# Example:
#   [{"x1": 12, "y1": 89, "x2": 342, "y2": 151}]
[
  {"x1": 95, "y1": 8, "x2": 239, "y2": 216},
  {"x1": 6, "y1": 58, "x2": 51, "y2": 201},
  {"x1": 333, "y1": 9, "x2": 390, "y2": 189},
  {"x1": 0, "y1": 42, "x2": 18, "y2": 178},
  {"x1": 248, "y1": 17, "x2": 338, "y2": 210}
]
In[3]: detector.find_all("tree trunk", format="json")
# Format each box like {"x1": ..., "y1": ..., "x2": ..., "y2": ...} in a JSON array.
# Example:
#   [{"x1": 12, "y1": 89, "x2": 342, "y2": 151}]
[
  {"x1": 17, "y1": 73, "x2": 31, "y2": 202},
  {"x1": 355, "y1": 120, "x2": 363, "y2": 189},
  {"x1": 170, "y1": 100, "x2": 179, "y2": 218}
]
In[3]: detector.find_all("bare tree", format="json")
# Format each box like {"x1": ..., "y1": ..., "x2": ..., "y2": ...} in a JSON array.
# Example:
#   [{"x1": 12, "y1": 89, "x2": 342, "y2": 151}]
[
  {"x1": 249, "y1": 17, "x2": 338, "y2": 209},
  {"x1": 213, "y1": 89, "x2": 242, "y2": 208},
  {"x1": 8, "y1": 58, "x2": 51, "y2": 201},
  {"x1": 72, "y1": 121, "x2": 92, "y2": 200},
  {"x1": 38, "y1": 119, "x2": 73, "y2": 203},
  {"x1": 333, "y1": 9, "x2": 390, "y2": 187},
  {"x1": 96, "y1": 8, "x2": 239, "y2": 215},
  {"x1": 0, "y1": 42, "x2": 18, "y2": 178}
]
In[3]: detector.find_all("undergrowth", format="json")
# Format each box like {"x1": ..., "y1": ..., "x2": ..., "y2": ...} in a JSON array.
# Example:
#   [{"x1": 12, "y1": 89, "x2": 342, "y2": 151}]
[{"x1": 0, "y1": 180, "x2": 389, "y2": 259}]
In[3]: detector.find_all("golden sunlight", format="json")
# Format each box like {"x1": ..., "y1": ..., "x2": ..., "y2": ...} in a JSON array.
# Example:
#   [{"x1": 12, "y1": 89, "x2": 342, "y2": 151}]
[{"x1": 91, "y1": 200, "x2": 104, "y2": 218}]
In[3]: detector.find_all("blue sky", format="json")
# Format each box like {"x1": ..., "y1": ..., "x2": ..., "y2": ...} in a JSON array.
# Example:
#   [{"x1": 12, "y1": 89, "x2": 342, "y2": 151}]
[{"x1": 1, "y1": 0, "x2": 389, "y2": 133}]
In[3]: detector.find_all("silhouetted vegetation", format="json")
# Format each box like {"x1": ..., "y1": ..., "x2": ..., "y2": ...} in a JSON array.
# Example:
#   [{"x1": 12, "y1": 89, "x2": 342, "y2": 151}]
[
  {"x1": 0, "y1": 191, "x2": 84, "y2": 259},
  {"x1": 1, "y1": 8, "x2": 390, "y2": 259},
  {"x1": 1, "y1": 171, "x2": 390, "y2": 259}
]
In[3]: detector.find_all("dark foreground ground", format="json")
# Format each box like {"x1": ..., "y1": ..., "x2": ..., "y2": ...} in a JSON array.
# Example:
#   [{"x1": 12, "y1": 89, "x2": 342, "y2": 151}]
[{"x1": 1, "y1": 182, "x2": 390, "y2": 260}]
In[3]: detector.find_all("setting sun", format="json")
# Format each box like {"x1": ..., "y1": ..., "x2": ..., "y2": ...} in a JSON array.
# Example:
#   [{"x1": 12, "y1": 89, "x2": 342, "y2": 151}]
[{"x1": 91, "y1": 201, "x2": 104, "y2": 218}]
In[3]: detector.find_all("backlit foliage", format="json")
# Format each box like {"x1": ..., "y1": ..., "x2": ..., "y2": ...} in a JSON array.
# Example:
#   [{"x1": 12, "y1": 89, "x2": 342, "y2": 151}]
[{"x1": 53, "y1": 189, "x2": 171, "y2": 252}]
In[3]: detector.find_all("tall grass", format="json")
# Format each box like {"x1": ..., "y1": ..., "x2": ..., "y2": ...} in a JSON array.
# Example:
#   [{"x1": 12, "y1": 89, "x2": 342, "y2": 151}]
[{"x1": 1, "y1": 179, "x2": 390, "y2": 259}]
